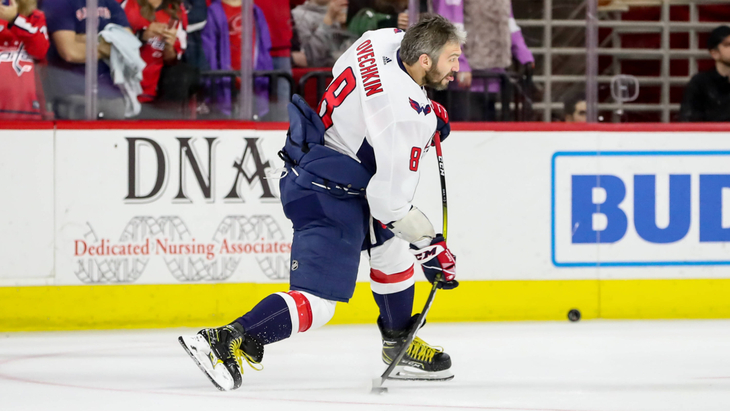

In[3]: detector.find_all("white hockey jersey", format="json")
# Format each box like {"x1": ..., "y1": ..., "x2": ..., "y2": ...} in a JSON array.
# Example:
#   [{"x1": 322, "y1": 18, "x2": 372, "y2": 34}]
[{"x1": 318, "y1": 28, "x2": 438, "y2": 225}]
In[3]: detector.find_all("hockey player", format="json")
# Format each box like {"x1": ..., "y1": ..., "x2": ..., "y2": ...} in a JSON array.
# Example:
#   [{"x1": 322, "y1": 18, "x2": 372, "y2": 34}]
[{"x1": 180, "y1": 14, "x2": 462, "y2": 391}]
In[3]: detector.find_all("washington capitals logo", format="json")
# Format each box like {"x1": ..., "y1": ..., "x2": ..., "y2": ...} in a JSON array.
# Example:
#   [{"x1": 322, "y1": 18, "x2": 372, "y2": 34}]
[
  {"x1": 0, "y1": 45, "x2": 33, "y2": 77},
  {"x1": 409, "y1": 98, "x2": 432, "y2": 115}
]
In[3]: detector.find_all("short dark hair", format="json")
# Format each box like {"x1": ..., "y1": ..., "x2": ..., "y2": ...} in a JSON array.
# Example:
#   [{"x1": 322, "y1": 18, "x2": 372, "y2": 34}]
[
  {"x1": 400, "y1": 14, "x2": 466, "y2": 65},
  {"x1": 707, "y1": 25, "x2": 730, "y2": 51},
  {"x1": 563, "y1": 92, "x2": 586, "y2": 119}
]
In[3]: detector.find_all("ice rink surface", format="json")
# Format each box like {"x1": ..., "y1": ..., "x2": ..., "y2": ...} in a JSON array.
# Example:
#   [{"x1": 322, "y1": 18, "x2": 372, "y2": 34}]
[{"x1": 1, "y1": 319, "x2": 729, "y2": 411}]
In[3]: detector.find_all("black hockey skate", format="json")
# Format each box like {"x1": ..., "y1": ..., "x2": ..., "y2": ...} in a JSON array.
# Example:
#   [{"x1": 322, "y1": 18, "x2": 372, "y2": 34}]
[
  {"x1": 378, "y1": 315, "x2": 454, "y2": 381},
  {"x1": 178, "y1": 322, "x2": 264, "y2": 391}
]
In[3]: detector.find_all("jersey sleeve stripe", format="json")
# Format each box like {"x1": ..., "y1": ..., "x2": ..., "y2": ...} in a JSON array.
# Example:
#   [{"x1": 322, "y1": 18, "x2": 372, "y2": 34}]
[{"x1": 12, "y1": 16, "x2": 39, "y2": 34}]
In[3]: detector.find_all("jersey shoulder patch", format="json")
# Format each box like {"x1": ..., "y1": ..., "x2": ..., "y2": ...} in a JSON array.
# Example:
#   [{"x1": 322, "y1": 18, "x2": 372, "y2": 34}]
[{"x1": 408, "y1": 98, "x2": 432, "y2": 115}]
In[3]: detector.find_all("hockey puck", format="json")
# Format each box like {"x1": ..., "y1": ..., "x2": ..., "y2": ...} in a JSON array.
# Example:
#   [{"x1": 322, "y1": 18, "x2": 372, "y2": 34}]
[{"x1": 568, "y1": 309, "x2": 581, "y2": 322}]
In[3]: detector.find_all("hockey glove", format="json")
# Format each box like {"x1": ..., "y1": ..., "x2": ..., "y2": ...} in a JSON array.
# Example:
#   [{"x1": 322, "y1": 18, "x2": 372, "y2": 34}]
[
  {"x1": 431, "y1": 100, "x2": 450, "y2": 143},
  {"x1": 410, "y1": 234, "x2": 459, "y2": 290}
]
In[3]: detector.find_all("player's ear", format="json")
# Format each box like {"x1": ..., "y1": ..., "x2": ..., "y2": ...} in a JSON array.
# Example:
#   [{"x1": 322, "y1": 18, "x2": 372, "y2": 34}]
[{"x1": 419, "y1": 54, "x2": 431, "y2": 70}]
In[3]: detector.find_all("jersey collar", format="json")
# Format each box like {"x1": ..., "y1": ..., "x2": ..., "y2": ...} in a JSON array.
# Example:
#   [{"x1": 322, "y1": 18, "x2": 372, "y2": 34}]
[
  {"x1": 396, "y1": 48, "x2": 408, "y2": 75},
  {"x1": 396, "y1": 49, "x2": 425, "y2": 90}
]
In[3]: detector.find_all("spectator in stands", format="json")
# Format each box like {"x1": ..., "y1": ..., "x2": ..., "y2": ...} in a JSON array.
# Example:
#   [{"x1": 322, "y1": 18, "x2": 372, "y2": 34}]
[
  {"x1": 434, "y1": 0, "x2": 534, "y2": 121},
  {"x1": 346, "y1": 0, "x2": 408, "y2": 37},
  {"x1": 255, "y1": 0, "x2": 293, "y2": 120},
  {"x1": 292, "y1": 0, "x2": 355, "y2": 67},
  {"x1": 563, "y1": 92, "x2": 586, "y2": 122},
  {"x1": 290, "y1": 13, "x2": 306, "y2": 67},
  {"x1": 42, "y1": 0, "x2": 130, "y2": 119},
  {"x1": 679, "y1": 25, "x2": 730, "y2": 122},
  {"x1": 0, "y1": 0, "x2": 50, "y2": 120},
  {"x1": 202, "y1": 0, "x2": 272, "y2": 118},
  {"x1": 121, "y1": 0, "x2": 189, "y2": 118},
  {"x1": 182, "y1": 0, "x2": 208, "y2": 70},
  {"x1": 181, "y1": 0, "x2": 208, "y2": 116}
]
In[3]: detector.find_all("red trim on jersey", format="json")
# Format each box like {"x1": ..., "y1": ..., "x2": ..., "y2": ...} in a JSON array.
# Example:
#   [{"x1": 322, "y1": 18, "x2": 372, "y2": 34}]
[
  {"x1": 287, "y1": 290, "x2": 313, "y2": 333},
  {"x1": 370, "y1": 266, "x2": 414, "y2": 284}
]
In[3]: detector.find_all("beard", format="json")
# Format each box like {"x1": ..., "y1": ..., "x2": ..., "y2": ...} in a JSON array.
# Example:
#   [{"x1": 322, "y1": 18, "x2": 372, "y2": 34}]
[{"x1": 424, "y1": 66, "x2": 455, "y2": 90}]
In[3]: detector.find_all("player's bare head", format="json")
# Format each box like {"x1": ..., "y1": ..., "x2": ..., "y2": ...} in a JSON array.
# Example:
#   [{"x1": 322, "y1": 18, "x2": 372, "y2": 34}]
[
  {"x1": 400, "y1": 14, "x2": 465, "y2": 90},
  {"x1": 401, "y1": 14, "x2": 465, "y2": 65}
]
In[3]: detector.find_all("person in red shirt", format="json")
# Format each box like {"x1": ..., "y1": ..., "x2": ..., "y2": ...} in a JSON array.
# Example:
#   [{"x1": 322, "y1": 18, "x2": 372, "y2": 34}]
[
  {"x1": 255, "y1": 0, "x2": 293, "y2": 120},
  {"x1": 121, "y1": 0, "x2": 188, "y2": 105},
  {"x1": 0, "y1": 0, "x2": 49, "y2": 120},
  {"x1": 220, "y1": 0, "x2": 244, "y2": 82}
]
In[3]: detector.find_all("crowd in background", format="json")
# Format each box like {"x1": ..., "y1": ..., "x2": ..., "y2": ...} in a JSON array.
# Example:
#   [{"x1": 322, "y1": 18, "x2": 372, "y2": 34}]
[{"x1": 0, "y1": 0, "x2": 729, "y2": 122}]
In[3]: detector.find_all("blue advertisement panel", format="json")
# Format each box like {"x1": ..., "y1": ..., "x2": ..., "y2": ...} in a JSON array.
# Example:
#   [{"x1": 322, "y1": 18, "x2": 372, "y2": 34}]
[{"x1": 553, "y1": 151, "x2": 730, "y2": 267}]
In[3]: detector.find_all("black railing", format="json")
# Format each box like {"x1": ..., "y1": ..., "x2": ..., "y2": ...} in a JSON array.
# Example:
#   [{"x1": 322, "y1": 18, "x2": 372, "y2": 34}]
[
  {"x1": 198, "y1": 68, "x2": 533, "y2": 121},
  {"x1": 510, "y1": 69, "x2": 535, "y2": 121},
  {"x1": 199, "y1": 69, "x2": 295, "y2": 103},
  {"x1": 297, "y1": 70, "x2": 333, "y2": 104}
]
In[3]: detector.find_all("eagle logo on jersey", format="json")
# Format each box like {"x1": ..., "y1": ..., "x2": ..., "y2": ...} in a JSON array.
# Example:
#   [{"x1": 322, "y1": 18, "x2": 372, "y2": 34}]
[{"x1": 409, "y1": 98, "x2": 432, "y2": 115}]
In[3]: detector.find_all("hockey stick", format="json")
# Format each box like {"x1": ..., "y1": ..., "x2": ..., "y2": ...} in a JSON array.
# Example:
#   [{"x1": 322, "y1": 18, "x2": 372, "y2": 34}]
[
  {"x1": 434, "y1": 132, "x2": 448, "y2": 240},
  {"x1": 371, "y1": 132, "x2": 448, "y2": 393}
]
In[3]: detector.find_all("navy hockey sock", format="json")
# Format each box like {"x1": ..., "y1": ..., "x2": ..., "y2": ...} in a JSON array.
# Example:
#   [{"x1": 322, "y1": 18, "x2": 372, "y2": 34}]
[
  {"x1": 234, "y1": 294, "x2": 293, "y2": 345},
  {"x1": 372, "y1": 284, "x2": 414, "y2": 331}
]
